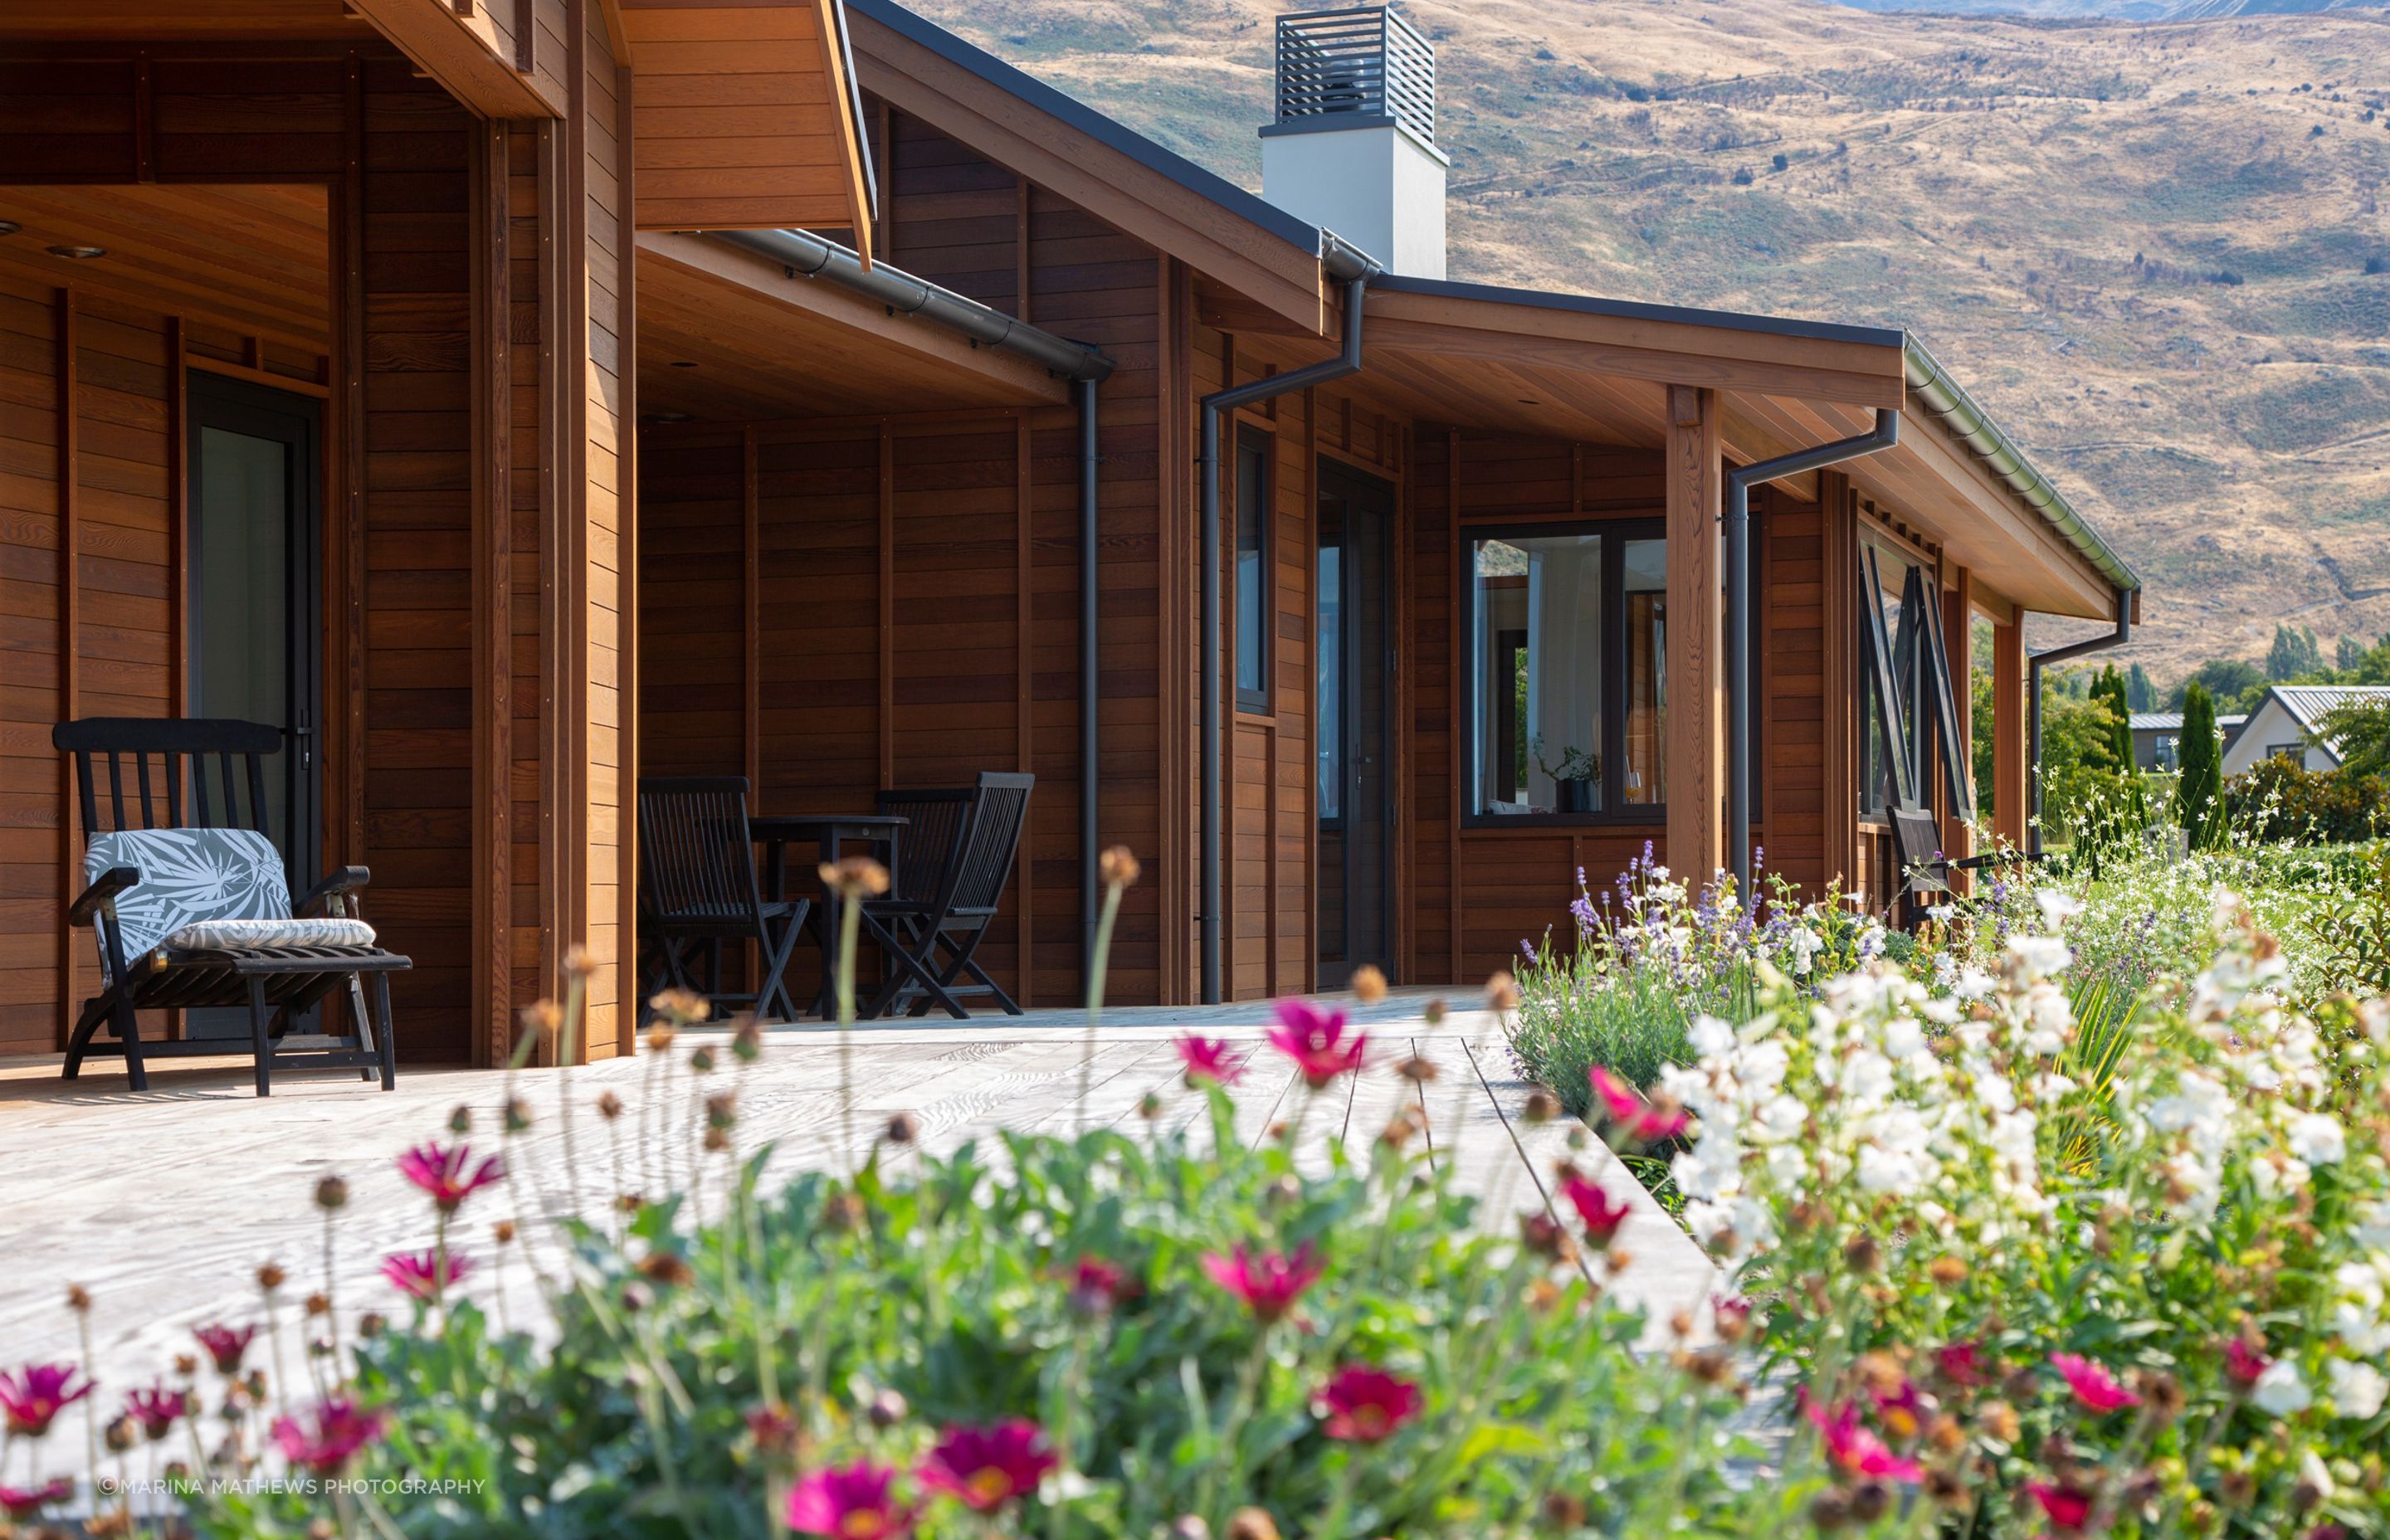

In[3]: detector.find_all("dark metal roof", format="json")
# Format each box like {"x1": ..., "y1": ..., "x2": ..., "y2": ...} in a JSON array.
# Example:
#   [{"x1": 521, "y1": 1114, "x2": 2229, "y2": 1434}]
[
  {"x1": 844, "y1": 0, "x2": 1324, "y2": 255},
  {"x1": 1370, "y1": 272, "x2": 1906, "y2": 349}
]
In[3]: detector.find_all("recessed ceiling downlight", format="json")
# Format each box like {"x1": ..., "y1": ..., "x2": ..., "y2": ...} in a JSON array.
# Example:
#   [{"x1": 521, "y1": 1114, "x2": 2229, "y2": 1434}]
[
  {"x1": 47, "y1": 244, "x2": 107, "y2": 260},
  {"x1": 0, "y1": 221, "x2": 22, "y2": 236}
]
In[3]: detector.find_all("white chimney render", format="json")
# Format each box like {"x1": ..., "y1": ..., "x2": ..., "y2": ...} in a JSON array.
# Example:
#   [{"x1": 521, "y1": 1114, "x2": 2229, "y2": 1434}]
[{"x1": 1259, "y1": 6, "x2": 1450, "y2": 281}]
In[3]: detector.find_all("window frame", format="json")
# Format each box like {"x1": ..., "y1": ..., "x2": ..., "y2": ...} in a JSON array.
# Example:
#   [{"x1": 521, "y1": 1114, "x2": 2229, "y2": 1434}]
[
  {"x1": 1232, "y1": 425, "x2": 1274, "y2": 715},
  {"x1": 1458, "y1": 516, "x2": 1666, "y2": 829}
]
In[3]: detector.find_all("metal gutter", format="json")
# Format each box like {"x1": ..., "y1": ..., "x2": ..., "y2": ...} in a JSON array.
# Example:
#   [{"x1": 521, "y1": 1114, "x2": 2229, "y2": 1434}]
[
  {"x1": 1902, "y1": 336, "x2": 2139, "y2": 597},
  {"x1": 1370, "y1": 272, "x2": 1906, "y2": 349},
  {"x1": 1076, "y1": 377, "x2": 1102, "y2": 981},
  {"x1": 1196, "y1": 250, "x2": 1382, "y2": 1004},
  {"x1": 1726, "y1": 409, "x2": 1900, "y2": 897},
  {"x1": 711, "y1": 227, "x2": 1115, "y2": 383}
]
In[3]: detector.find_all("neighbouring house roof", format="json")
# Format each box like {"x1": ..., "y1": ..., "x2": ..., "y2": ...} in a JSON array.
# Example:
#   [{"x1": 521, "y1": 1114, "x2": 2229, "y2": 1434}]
[
  {"x1": 2129, "y1": 713, "x2": 2183, "y2": 733},
  {"x1": 2268, "y1": 685, "x2": 2390, "y2": 755},
  {"x1": 848, "y1": 0, "x2": 2137, "y2": 608}
]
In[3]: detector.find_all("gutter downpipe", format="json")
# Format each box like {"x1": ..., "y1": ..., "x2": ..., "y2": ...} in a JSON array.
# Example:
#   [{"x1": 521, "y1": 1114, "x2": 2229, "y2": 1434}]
[
  {"x1": 1727, "y1": 409, "x2": 1900, "y2": 900},
  {"x1": 2027, "y1": 586, "x2": 2134, "y2": 855},
  {"x1": 1197, "y1": 238, "x2": 1381, "y2": 1004},
  {"x1": 1079, "y1": 377, "x2": 1102, "y2": 978}
]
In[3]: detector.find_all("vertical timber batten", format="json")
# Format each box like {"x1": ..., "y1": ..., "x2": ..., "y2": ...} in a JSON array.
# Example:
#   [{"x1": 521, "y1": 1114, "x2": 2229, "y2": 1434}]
[
  {"x1": 1992, "y1": 614, "x2": 2027, "y2": 848},
  {"x1": 54, "y1": 288, "x2": 78, "y2": 1050},
  {"x1": 1666, "y1": 384, "x2": 1723, "y2": 885},
  {"x1": 474, "y1": 121, "x2": 517, "y2": 1067}
]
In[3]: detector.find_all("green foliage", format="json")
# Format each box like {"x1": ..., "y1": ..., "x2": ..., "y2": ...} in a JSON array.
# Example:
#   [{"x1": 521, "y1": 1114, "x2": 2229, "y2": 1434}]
[
  {"x1": 2177, "y1": 682, "x2": 2222, "y2": 846},
  {"x1": 2266, "y1": 621, "x2": 2323, "y2": 681},
  {"x1": 2225, "y1": 755, "x2": 2390, "y2": 846},
  {"x1": 2310, "y1": 843, "x2": 2390, "y2": 997},
  {"x1": 2126, "y1": 662, "x2": 2158, "y2": 713},
  {"x1": 2166, "y1": 657, "x2": 2265, "y2": 714},
  {"x1": 2317, "y1": 697, "x2": 2390, "y2": 780}
]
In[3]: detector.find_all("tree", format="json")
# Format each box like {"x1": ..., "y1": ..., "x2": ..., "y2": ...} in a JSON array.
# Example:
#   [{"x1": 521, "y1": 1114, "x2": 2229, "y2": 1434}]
[
  {"x1": 2127, "y1": 663, "x2": 2158, "y2": 713},
  {"x1": 2094, "y1": 665, "x2": 2136, "y2": 770},
  {"x1": 2317, "y1": 699, "x2": 2390, "y2": 781},
  {"x1": 2267, "y1": 622, "x2": 2321, "y2": 681},
  {"x1": 2338, "y1": 636, "x2": 2365, "y2": 672},
  {"x1": 2178, "y1": 683, "x2": 2222, "y2": 847},
  {"x1": 2168, "y1": 657, "x2": 2266, "y2": 713}
]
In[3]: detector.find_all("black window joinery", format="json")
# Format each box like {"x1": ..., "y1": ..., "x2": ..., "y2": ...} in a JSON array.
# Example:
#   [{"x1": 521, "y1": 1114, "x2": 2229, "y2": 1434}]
[{"x1": 1234, "y1": 430, "x2": 1272, "y2": 713}]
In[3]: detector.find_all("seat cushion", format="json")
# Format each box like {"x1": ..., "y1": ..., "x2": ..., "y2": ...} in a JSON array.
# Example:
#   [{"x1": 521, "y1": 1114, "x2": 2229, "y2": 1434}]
[
  {"x1": 164, "y1": 917, "x2": 378, "y2": 953},
  {"x1": 84, "y1": 827, "x2": 298, "y2": 980}
]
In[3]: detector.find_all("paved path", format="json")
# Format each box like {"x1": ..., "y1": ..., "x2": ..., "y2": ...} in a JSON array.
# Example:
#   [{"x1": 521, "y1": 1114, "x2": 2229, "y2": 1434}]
[{"x1": 0, "y1": 996, "x2": 1718, "y2": 1400}]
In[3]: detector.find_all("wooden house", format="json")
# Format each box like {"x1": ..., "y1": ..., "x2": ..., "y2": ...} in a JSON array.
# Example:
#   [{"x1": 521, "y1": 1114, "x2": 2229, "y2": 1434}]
[{"x1": 0, "y1": 0, "x2": 2138, "y2": 1067}]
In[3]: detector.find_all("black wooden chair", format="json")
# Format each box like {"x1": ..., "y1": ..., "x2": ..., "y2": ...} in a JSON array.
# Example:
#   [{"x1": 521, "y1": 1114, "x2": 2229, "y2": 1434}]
[
  {"x1": 637, "y1": 776, "x2": 808, "y2": 1024},
  {"x1": 861, "y1": 772, "x2": 1034, "y2": 1020},
  {"x1": 52, "y1": 717, "x2": 406, "y2": 1096}
]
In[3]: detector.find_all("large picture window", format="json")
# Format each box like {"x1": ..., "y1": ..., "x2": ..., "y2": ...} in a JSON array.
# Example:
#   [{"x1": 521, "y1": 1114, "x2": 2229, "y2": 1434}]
[
  {"x1": 1465, "y1": 523, "x2": 1666, "y2": 822},
  {"x1": 1234, "y1": 430, "x2": 1271, "y2": 712}
]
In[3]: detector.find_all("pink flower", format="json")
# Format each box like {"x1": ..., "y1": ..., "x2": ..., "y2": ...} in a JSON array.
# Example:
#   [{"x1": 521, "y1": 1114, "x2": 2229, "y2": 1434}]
[
  {"x1": 1319, "y1": 1366, "x2": 1422, "y2": 1443},
  {"x1": 918, "y1": 1420, "x2": 1056, "y2": 1514},
  {"x1": 2027, "y1": 1479, "x2": 2097, "y2": 1533},
  {"x1": 1558, "y1": 1174, "x2": 1632, "y2": 1246},
  {"x1": 1065, "y1": 1256, "x2": 1129, "y2": 1316},
  {"x1": 1266, "y1": 1000, "x2": 1367, "y2": 1088},
  {"x1": 0, "y1": 1479, "x2": 73, "y2": 1521},
  {"x1": 1935, "y1": 1340, "x2": 1988, "y2": 1389},
  {"x1": 1803, "y1": 1396, "x2": 1924, "y2": 1484},
  {"x1": 124, "y1": 1385, "x2": 188, "y2": 1441},
  {"x1": 2224, "y1": 1338, "x2": 2270, "y2": 1386},
  {"x1": 395, "y1": 1142, "x2": 505, "y2": 1213},
  {"x1": 0, "y1": 1364, "x2": 93, "y2": 1438},
  {"x1": 1588, "y1": 1066, "x2": 1689, "y2": 1142},
  {"x1": 193, "y1": 1323, "x2": 257, "y2": 1375},
  {"x1": 788, "y1": 1460, "x2": 915, "y2": 1538},
  {"x1": 2051, "y1": 1352, "x2": 2140, "y2": 1414},
  {"x1": 271, "y1": 1397, "x2": 386, "y2": 1474},
  {"x1": 1872, "y1": 1377, "x2": 1931, "y2": 1440},
  {"x1": 1176, "y1": 1036, "x2": 1243, "y2": 1088},
  {"x1": 1202, "y1": 1243, "x2": 1324, "y2": 1323},
  {"x1": 382, "y1": 1249, "x2": 475, "y2": 1303}
]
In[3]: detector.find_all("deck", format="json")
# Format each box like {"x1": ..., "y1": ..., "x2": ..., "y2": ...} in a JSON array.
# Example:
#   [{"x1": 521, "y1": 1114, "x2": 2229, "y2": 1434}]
[{"x1": 0, "y1": 994, "x2": 1719, "y2": 1396}]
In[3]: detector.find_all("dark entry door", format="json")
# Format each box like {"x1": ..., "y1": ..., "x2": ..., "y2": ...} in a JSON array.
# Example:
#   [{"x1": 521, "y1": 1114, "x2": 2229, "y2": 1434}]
[
  {"x1": 1316, "y1": 459, "x2": 1393, "y2": 988},
  {"x1": 186, "y1": 373, "x2": 324, "y2": 1035}
]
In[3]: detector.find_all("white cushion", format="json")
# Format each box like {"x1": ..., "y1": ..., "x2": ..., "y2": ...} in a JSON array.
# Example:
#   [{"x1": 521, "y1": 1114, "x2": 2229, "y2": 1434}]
[{"x1": 164, "y1": 918, "x2": 378, "y2": 953}]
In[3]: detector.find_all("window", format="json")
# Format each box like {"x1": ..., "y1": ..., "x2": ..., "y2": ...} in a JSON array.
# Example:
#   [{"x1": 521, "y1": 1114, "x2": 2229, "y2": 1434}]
[
  {"x1": 2269, "y1": 742, "x2": 2304, "y2": 763},
  {"x1": 1857, "y1": 539, "x2": 1919, "y2": 817},
  {"x1": 1234, "y1": 431, "x2": 1271, "y2": 712},
  {"x1": 1465, "y1": 523, "x2": 1665, "y2": 821},
  {"x1": 1856, "y1": 534, "x2": 1973, "y2": 823},
  {"x1": 1317, "y1": 543, "x2": 1340, "y2": 819}
]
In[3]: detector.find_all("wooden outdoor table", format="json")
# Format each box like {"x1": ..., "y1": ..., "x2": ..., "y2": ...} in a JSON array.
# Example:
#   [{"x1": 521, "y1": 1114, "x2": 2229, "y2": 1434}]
[{"x1": 749, "y1": 813, "x2": 907, "y2": 1020}]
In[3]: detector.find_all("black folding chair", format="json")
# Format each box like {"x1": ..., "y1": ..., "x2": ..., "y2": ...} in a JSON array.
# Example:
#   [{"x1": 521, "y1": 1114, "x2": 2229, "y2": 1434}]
[
  {"x1": 637, "y1": 776, "x2": 808, "y2": 1023},
  {"x1": 861, "y1": 772, "x2": 1034, "y2": 1020},
  {"x1": 52, "y1": 718, "x2": 406, "y2": 1096}
]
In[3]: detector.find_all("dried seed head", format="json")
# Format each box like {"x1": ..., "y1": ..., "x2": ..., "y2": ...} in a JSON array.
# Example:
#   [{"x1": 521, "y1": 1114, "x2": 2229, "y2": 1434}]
[
  {"x1": 866, "y1": 1386, "x2": 910, "y2": 1429},
  {"x1": 1422, "y1": 997, "x2": 1447, "y2": 1026},
  {"x1": 619, "y1": 1282, "x2": 652, "y2": 1315},
  {"x1": 505, "y1": 1096, "x2": 533, "y2": 1134},
  {"x1": 732, "y1": 1016, "x2": 762, "y2": 1063},
  {"x1": 824, "y1": 1191, "x2": 867, "y2": 1232},
  {"x1": 2137, "y1": 1370, "x2": 2186, "y2": 1424},
  {"x1": 106, "y1": 1415, "x2": 139, "y2": 1454},
  {"x1": 1928, "y1": 1255, "x2": 1969, "y2": 1286},
  {"x1": 704, "y1": 1125, "x2": 731, "y2": 1153},
  {"x1": 1225, "y1": 1508, "x2": 1282, "y2": 1540},
  {"x1": 1485, "y1": 972, "x2": 1521, "y2": 1011},
  {"x1": 1924, "y1": 1467, "x2": 1968, "y2": 1509},
  {"x1": 1099, "y1": 846, "x2": 1142, "y2": 889},
  {"x1": 649, "y1": 989, "x2": 707, "y2": 1028},
  {"x1": 1350, "y1": 963, "x2": 1388, "y2": 1004},
  {"x1": 1519, "y1": 1212, "x2": 1577, "y2": 1265},
  {"x1": 1264, "y1": 1175, "x2": 1301, "y2": 1209},
  {"x1": 315, "y1": 1176, "x2": 350, "y2": 1211},
  {"x1": 1378, "y1": 1109, "x2": 1422, "y2": 1151},
  {"x1": 1524, "y1": 1089, "x2": 1561, "y2": 1125},
  {"x1": 520, "y1": 998, "x2": 564, "y2": 1038},
  {"x1": 256, "y1": 1264, "x2": 285, "y2": 1293},
  {"x1": 1808, "y1": 1489, "x2": 1852, "y2": 1533},
  {"x1": 706, "y1": 1092, "x2": 739, "y2": 1129},
  {"x1": 637, "y1": 1251, "x2": 695, "y2": 1289},
  {"x1": 560, "y1": 945, "x2": 593, "y2": 980},
  {"x1": 66, "y1": 1284, "x2": 91, "y2": 1314},
  {"x1": 646, "y1": 1022, "x2": 680, "y2": 1054},
  {"x1": 883, "y1": 1111, "x2": 920, "y2": 1146},
  {"x1": 1979, "y1": 1401, "x2": 2021, "y2": 1445},
  {"x1": 305, "y1": 1293, "x2": 330, "y2": 1318},
  {"x1": 818, "y1": 856, "x2": 890, "y2": 899},
  {"x1": 1849, "y1": 1481, "x2": 1891, "y2": 1524},
  {"x1": 173, "y1": 1355, "x2": 198, "y2": 1379},
  {"x1": 1926, "y1": 1415, "x2": 1966, "y2": 1455},
  {"x1": 1604, "y1": 1245, "x2": 1634, "y2": 1274},
  {"x1": 493, "y1": 1220, "x2": 517, "y2": 1246},
  {"x1": 1139, "y1": 1091, "x2": 1164, "y2": 1120},
  {"x1": 689, "y1": 1045, "x2": 717, "y2": 1075},
  {"x1": 616, "y1": 1193, "x2": 646, "y2": 1217},
  {"x1": 596, "y1": 1091, "x2": 625, "y2": 1122},
  {"x1": 1396, "y1": 1054, "x2": 1439, "y2": 1084},
  {"x1": 1169, "y1": 1519, "x2": 1213, "y2": 1540},
  {"x1": 1843, "y1": 1234, "x2": 1881, "y2": 1275},
  {"x1": 448, "y1": 1104, "x2": 474, "y2": 1136},
  {"x1": 1541, "y1": 1492, "x2": 1588, "y2": 1530}
]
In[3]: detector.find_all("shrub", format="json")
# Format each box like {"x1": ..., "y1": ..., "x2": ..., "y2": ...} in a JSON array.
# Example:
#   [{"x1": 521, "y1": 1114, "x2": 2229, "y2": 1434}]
[
  {"x1": 2178, "y1": 682, "x2": 2222, "y2": 846},
  {"x1": 2226, "y1": 755, "x2": 2390, "y2": 844}
]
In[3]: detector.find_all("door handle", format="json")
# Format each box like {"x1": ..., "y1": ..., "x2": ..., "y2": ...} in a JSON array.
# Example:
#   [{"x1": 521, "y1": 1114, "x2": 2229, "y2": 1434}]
[{"x1": 290, "y1": 724, "x2": 314, "y2": 769}]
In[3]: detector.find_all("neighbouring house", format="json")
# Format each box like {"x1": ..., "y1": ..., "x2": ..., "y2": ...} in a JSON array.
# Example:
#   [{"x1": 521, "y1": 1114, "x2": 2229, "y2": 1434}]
[
  {"x1": 2129, "y1": 712, "x2": 2182, "y2": 772},
  {"x1": 2222, "y1": 686, "x2": 2390, "y2": 777},
  {"x1": 0, "y1": 0, "x2": 2138, "y2": 1069}
]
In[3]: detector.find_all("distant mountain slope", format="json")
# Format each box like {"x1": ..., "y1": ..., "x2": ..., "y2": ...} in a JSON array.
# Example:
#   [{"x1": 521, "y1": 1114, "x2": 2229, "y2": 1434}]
[
  {"x1": 901, "y1": 0, "x2": 2390, "y2": 676},
  {"x1": 1836, "y1": 0, "x2": 2384, "y2": 19}
]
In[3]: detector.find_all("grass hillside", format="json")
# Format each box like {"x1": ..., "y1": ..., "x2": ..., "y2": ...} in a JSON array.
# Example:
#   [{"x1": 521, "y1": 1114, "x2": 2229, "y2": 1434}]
[{"x1": 902, "y1": 0, "x2": 2390, "y2": 675}]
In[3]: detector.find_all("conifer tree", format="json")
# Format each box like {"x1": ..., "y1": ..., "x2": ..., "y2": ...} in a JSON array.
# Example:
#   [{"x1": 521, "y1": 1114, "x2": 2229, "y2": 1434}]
[{"x1": 2178, "y1": 682, "x2": 2222, "y2": 848}]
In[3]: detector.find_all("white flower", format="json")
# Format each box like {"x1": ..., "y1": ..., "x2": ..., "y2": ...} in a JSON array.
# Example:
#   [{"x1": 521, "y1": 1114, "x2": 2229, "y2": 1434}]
[
  {"x1": 2251, "y1": 1359, "x2": 2311, "y2": 1416},
  {"x1": 2023, "y1": 984, "x2": 2072, "y2": 1055},
  {"x1": 2286, "y1": 1112, "x2": 2345, "y2": 1167},
  {"x1": 1784, "y1": 927, "x2": 1822, "y2": 977},
  {"x1": 1951, "y1": 966, "x2": 1995, "y2": 1002},
  {"x1": 2035, "y1": 889, "x2": 2086, "y2": 926},
  {"x1": 2251, "y1": 1153, "x2": 2312, "y2": 1201},
  {"x1": 1689, "y1": 1013, "x2": 1736, "y2": 1059},
  {"x1": 2354, "y1": 1199, "x2": 2390, "y2": 1250},
  {"x1": 2329, "y1": 1359, "x2": 2388, "y2": 1421},
  {"x1": 2007, "y1": 934, "x2": 2071, "y2": 978}
]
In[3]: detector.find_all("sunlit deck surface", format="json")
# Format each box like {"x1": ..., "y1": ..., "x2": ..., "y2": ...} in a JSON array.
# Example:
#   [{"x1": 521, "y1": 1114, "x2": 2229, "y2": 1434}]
[{"x1": 0, "y1": 994, "x2": 1718, "y2": 1391}]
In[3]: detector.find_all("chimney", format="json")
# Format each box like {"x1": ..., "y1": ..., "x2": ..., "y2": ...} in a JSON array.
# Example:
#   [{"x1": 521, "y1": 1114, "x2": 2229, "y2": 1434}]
[{"x1": 1260, "y1": 6, "x2": 1449, "y2": 280}]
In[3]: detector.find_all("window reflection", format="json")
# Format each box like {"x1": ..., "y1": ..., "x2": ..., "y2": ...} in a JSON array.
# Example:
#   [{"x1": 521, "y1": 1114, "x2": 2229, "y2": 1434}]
[{"x1": 1622, "y1": 538, "x2": 1666, "y2": 807}]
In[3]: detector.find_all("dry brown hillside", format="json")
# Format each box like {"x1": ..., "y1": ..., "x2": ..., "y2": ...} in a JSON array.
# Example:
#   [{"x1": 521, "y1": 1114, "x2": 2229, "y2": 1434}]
[{"x1": 901, "y1": 0, "x2": 2390, "y2": 677}]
